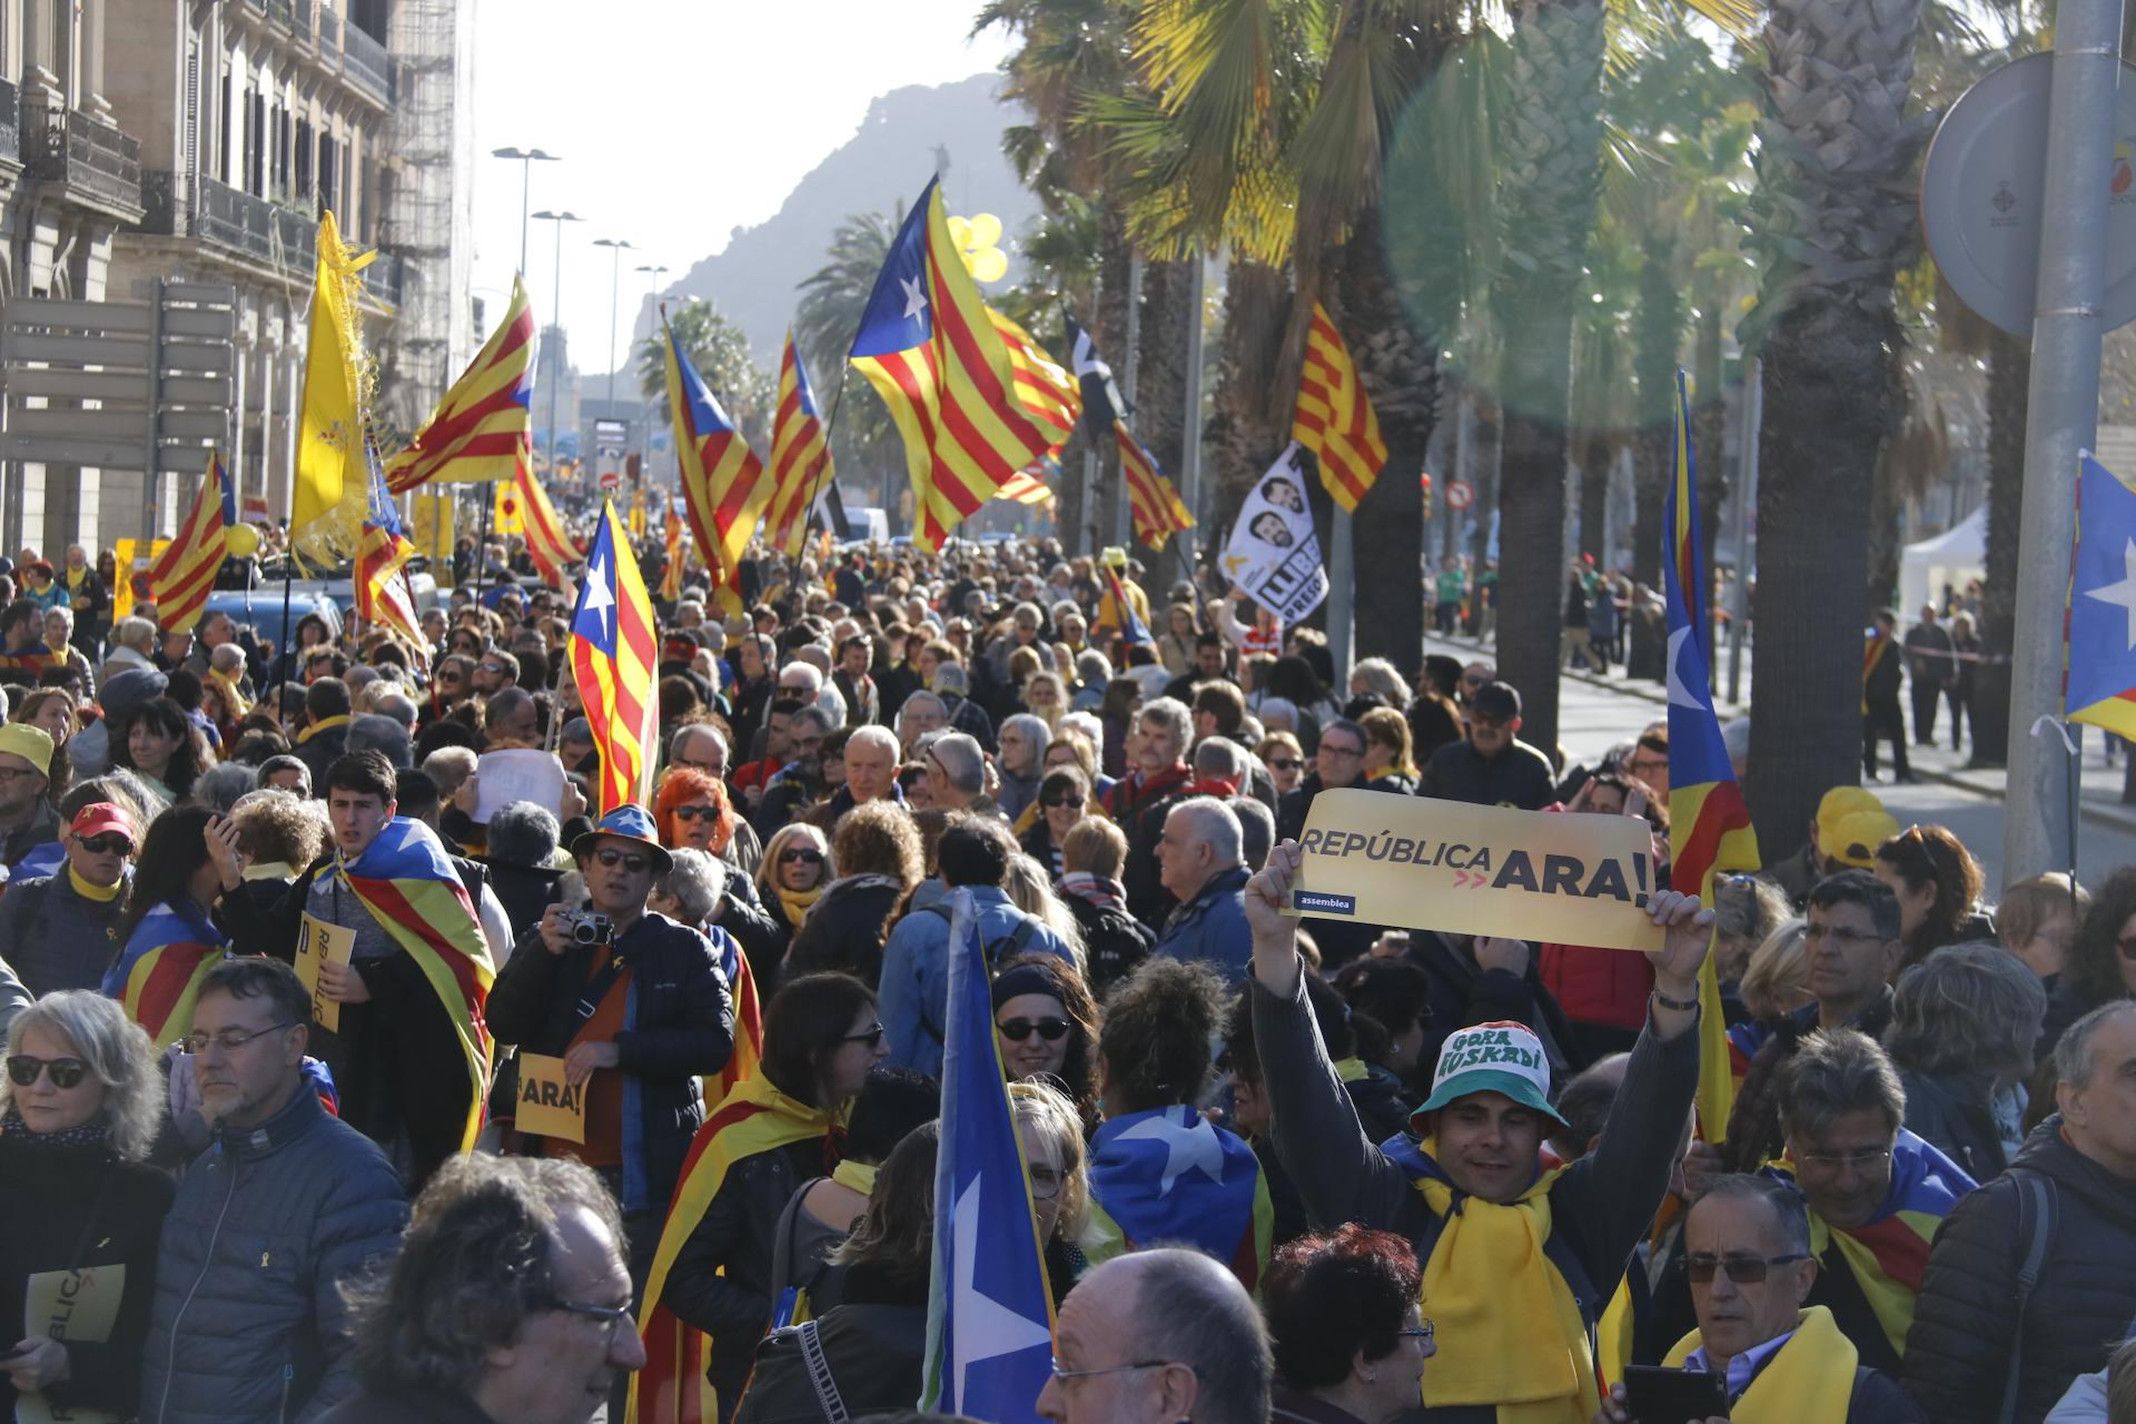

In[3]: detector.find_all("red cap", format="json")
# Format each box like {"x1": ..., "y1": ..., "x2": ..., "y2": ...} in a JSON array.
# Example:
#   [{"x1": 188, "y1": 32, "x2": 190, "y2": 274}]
[{"x1": 70, "y1": 802, "x2": 138, "y2": 846}]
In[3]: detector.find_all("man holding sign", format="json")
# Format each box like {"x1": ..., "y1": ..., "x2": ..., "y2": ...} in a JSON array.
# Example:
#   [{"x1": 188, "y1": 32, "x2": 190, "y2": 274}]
[{"x1": 1245, "y1": 838, "x2": 1713, "y2": 1423}]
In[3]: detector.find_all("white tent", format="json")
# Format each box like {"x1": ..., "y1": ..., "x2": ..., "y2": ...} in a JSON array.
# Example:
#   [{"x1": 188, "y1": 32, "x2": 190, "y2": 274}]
[{"x1": 1899, "y1": 505, "x2": 1986, "y2": 622}]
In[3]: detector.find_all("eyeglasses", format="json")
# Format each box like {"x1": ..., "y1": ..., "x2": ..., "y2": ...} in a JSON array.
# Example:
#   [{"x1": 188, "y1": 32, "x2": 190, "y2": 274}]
[
  {"x1": 1268, "y1": 758, "x2": 1299, "y2": 772},
  {"x1": 672, "y1": 805, "x2": 718, "y2": 822},
  {"x1": 535, "y1": 1294, "x2": 634, "y2": 1345},
  {"x1": 75, "y1": 834, "x2": 132, "y2": 856},
  {"x1": 1049, "y1": 1358, "x2": 1181, "y2": 1384},
  {"x1": 1803, "y1": 923, "x2": 1887, "y2": 948},
  {"x1": 779, "y1": 848, "x2": 826, "y2": 866},
  {"x1": 998, "y1": 1017, "x2": 1072, "y2": 1043},
  {"x1": 181, "y1": 1022, "x2": 298, "y2": 1056},
  {"x1": 1681, "y1": 1253, "x2": 1811, "y2": 1285},
  {"x1": 0, "y1": 765, "x2": 41, "y2": 784},
  {"x1": 592, "y1": 848, "x2": 652, "y2": 873},
  {"x1": 1400, "y1": 1321, "x2": 1437, "y2": 1345},
  {"x1": 1321, "y1": 741, "x2": 1363, "y2": 758},
  {"x1": 1028, "y1": 1164, "x2": 1064, "y2": 1201},
  {"x1": 1792, "y1": 1146, "x2": 1894, "y2": 1173},
  {"x1": 841, "y1": 1023, "x2": 887, "y2": 1049},
  {"x1": 1042, "y1": 796, "x2": 1084, "y2": 811},
  {"x1": 479, "y1": 661, "x2": 509, "y2": 674},
  {"x1": 7, "y1": 1055, "x2": 88, "y2": 1089}
]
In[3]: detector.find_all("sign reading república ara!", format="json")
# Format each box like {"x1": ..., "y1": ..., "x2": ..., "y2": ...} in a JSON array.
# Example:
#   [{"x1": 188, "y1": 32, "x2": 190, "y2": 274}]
[
  {"x1": 1286, "y1": 789, "x2": 1666, "y2": 953},
  {"x1": 1221, "y1": 443, "x2": 1329, "y2": 623}
]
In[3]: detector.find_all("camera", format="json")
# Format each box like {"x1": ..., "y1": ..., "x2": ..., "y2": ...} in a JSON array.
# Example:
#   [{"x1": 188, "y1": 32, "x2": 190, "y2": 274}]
[{"x1": 556, "y1": 910, "x2": 614, "y2": 947}]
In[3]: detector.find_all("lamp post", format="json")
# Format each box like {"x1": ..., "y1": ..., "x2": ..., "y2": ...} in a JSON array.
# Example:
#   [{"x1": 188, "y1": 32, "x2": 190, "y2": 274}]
[
  {"x1": 635, "y1": 262, "x2": 669, "y2": 467},
  {"x1": 531, "y1": 210, "x2": 585, "y2": 476},
  {"x1": 489, "y1": 147, "x2": 558, "y2": 276},
  {"x1": 592, "y1": 237, "x2": 636, "y2": 408}
]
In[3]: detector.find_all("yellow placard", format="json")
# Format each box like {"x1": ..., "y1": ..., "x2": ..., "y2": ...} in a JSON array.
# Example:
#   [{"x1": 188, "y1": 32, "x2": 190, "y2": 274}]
[
  {"x1": 514, "y1": 1053, "x2": 587, "y2": 1143},
  {"x1": 412, "y1": 490, "x2": 457, "y2": 588},
  {"x1": 109, "y1": 537, "x2": 172, "y2": 624},
  {"x1": 293, "y1": 912, "x2": 357, "y2": 1034},
  {"x1": 20, "y1": 1267, "x2": 125, "y2": 1424},
  {"x1": 1287, "y1": 788, "x2": 1666, "y2": 953}
]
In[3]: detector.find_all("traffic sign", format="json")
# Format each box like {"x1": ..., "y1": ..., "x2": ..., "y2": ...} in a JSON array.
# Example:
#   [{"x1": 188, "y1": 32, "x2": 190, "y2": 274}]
[
  {"x1": 1447, "y1": 480, "x2": 1474, "y2": 512},
  {"x1": 1922, "y1": 52, "x2": 2136, "y2": 337},
  {"x1": 599, "y1": 469, "x2": 622, "y2": 494}
]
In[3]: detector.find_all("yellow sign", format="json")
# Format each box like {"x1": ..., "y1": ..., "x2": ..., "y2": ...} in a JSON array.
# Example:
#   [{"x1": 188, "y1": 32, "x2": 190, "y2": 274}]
[
  {"x1": 110, "y1": 537, "x2": 173, "y2": 624},
  {"x1": 515, "y1": 1052, "x2": 587, "y2": 1143},
  {"x1": 1286, "y1": 789, "x2": 1666, "y2": 953},
  {"x1": 293, "y1": 913, "x2": 357, "y2": 1033},
  {"x1": 21, "y1": 1267, "x2": 125, "y2": 1424},
  {"x1": 412, "y1": 490, "x2": 457, "y2": 587}
]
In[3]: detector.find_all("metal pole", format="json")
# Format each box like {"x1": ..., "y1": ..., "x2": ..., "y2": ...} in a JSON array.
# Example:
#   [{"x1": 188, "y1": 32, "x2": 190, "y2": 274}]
[
  {"x1": 1329, "y1": 508, "x2": 1355, "y2": 690},
  {"x1": 1115, "y1": 252, "x2": 1144, "y2": 550},
  {"x1": 1176, "y1": 251, "x2": 1207, "y2": 576},
  {"x1": 1079, "y1": 444, "x2": 1098, "y2": 557},
  {"x1": 547, "y1": 219, "x2": 567, "y2": 475},
  {"x1": 1727, "y1": 355, "x2": 1762, "y2": 705},
  {"x1": 518, "y1": 157, "x2": 530, "y2": 277},
  {"x1": 2003, "y1": 0, "x2": 2125, "y2": 883}
]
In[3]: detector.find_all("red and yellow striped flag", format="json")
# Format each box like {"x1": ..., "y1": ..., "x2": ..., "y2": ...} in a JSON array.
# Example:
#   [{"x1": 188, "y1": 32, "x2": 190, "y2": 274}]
[
  {"x1": 1116, "y1": 423, "x2": 1194, "y2": 549},
  {"x1": 570, "y1": 501, "x2": 660, "y2": 814},
  {"x1": 991, "y1": 310, "x2": 1080, "y2": 457},
  {"x1": 1291, "y1": 303, "x2": 1386, "y2": 512},
  {"x1": 386, "y1": 274, "x2": 535, "y2": 491},
  {"x1": 662, "y1": 317, "x2": 772, "y2": 613},
  {"x1": 104, "y1": 900, "x2": 229, "y2": 1047},
  {"x1": 766, "y1": 330, "x2": 833, "y2": 559},
  {"x1": 994, "y1": 469, "x2": 1055, "y2": 505},
  {"x1": 516, "y1": 459, "x2": 582, "y2": 589},
  {"x1": 146, "y1": 454, "x2": 232, "y2": 633},
  {"x1": 848, "y1": 176, "x2": 1052, "y2": 551}
]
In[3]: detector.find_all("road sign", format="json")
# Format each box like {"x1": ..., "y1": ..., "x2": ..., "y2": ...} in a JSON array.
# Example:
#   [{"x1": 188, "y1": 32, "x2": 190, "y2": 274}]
[
  {"x1": 1447, "y1": 479, "x2": 1475, "y2": 512},
  {"x1": 598, "y1": 468, "x2": 622, "y2": 494},
  {"x1": 1922, "y1": 52, "x2": 2136, "y2": 337}
]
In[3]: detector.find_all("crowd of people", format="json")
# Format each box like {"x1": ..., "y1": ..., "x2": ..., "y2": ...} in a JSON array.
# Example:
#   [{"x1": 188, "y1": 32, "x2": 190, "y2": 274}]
[{"x1": 0, "y1": 515, "x2": 2127, "y2": 1424}]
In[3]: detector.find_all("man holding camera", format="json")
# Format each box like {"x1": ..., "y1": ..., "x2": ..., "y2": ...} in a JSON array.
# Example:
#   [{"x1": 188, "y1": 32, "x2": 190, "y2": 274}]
[{"x1": 488, "y1": 804, "x2": 736, "y2": 1285}]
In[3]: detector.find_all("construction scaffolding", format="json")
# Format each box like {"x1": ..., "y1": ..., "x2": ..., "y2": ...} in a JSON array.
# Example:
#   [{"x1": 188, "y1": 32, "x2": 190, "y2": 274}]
[{"x1": 372, "y1": 0, "x2": 472, "y2": 440}]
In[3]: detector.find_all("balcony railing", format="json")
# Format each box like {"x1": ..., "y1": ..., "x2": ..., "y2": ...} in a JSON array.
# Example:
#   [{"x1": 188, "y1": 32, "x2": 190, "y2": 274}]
[
  {"x1": 343, "y1": 24, "x2": 391, "y2": 101},
  {"x1": 134, "y1": 171, "x2": 400, "y2": 307},
  {"x1": 320, "y1": 12, "x2": 340, "y2": 61},
  {"x1": 24, "y1": 106, "x2": 142, "y2": 212},
  {"x1": 0, "y1": 78, "x2": 20, "y2": 165}
]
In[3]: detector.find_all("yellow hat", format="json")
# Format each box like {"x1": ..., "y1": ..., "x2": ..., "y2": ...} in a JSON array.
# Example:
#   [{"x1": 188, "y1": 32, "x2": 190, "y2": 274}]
[
  {"x1": 0, "y1": 723, "x2": 53, "y2": 777},
  {"x1": 1814, "y1": 786, "x2": 1882, "y2": 842},
  {"x1": 1100, "y1": 546, "x2": 1128, "y2": 569},
  {"x1": 1824, "y1": 808, "x2": 1901, "y2": 869}
]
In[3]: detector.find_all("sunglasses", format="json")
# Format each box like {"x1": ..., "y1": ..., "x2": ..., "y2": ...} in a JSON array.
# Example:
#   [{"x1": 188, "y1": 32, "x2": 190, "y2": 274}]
[
  {"x1": 841, "y1": 1023, "x2": 887, "y2": 1048},
  {"x1": 673, "y1": 806, "x2": 718, "y2": 822},
  {"x1": 7, "y1": 1055, "x2": 87, "y2": 1089},
  {"x1": 75, "y1": 834, "x2": 132, "y2": 855},
  {"x1": 780, "y1": 848, "x2": 826, "y2": 866},
  {"x1": 1268, "y1": 758, "x2": 1299, "y2": 772},
  {"x1": 1680, "y1": 1252, "x2": 1809, "y2": 1285},
  {"x1": 1042, "y1": 796, "x2": 1084, "y2": 811},
  {"x1": 592, "y1": 848, "x2": 652, "y2": 873},
  {"x1": 998, "y1": 1017, "x2": 1071, "y2": 1042}
]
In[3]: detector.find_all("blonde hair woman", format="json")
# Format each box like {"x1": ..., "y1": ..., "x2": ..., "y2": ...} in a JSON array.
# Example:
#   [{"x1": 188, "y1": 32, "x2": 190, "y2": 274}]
[{"x1": 754, "y1": 823, "x2": 832, "y2": 954}]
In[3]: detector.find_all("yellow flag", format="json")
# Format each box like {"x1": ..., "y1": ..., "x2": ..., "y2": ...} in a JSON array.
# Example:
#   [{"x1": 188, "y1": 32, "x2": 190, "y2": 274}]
[
  {"x1": 291, "y1": 211, "x2": 375, "y2": 561},
  {"x1": 493, "y1": 472, "x2": 526, "y2": 537}
]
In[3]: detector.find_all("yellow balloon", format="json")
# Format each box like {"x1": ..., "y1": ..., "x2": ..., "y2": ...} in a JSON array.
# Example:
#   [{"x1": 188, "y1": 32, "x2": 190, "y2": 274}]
[
  {"x1": 970, "y1": 248, "x2": 1009, "y2": 284},
  {"x1": 224, "y1": 523, "x2": 261, "y2": 558},
  {"x1": 946, "y1": 215, "x2": 973, "y2": 249},
  {"x1": 966, "y1": 212, "x2": 1003, "y2": 249}
]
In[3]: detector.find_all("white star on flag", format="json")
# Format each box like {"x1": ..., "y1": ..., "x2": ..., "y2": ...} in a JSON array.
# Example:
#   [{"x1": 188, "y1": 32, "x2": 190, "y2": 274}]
[
  {"x1": 950, "y1": 1175, "x2": 1051, "y2": 1407},
  {"x1": 1665, "y1": 626, "x2": 1705, "y2": 710},
  {"x1": 901, "y1": 274, "x2": 929, "y2": 322},
  {"x1": 2084, "y1": 537, "x2": 2136, "y2": 652},
  {"x1": 580, "y1": 547, "x2": 615, "y2": 635},
  {"x1": 1116, "y1": 1108, "x2": 1225, "y2": 1195}
]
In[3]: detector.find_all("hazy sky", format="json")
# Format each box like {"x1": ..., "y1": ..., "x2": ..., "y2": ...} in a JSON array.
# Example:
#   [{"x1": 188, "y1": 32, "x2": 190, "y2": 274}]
[{"x1": 468, "y1": 1, "x2": 1015, "y2": 393}]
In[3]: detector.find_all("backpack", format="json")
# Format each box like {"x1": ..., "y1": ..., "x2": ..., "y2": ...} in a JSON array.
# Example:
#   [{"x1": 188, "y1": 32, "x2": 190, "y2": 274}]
[{"x1": 1996, "y1": 1168, "x2": 2059, "y2": 1424}]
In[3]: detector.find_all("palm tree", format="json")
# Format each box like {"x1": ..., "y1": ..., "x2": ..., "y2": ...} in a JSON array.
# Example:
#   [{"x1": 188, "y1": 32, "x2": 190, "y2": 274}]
[
  {"x1": 635, "y1": 300, "x2": 774, "y2": 449},
  {"x1": 1741, "y1": 0, "x2": 1935, "y2": 855}
]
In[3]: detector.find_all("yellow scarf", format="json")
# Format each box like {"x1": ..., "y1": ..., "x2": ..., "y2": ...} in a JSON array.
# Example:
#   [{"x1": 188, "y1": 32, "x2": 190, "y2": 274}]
[
  {"x1": 208, "y1": 668, "x2": 251, "y2": 719},
  {"x1": 1413, "y1": 1137, "x2": 1595, "y2": 1423},
  {"x1": 297, "y1": 714, "x2": 350, "y2": 745},
  {"x1": 1333, "y1": 1057, "x2": 1370, "y2": 1083},
  {"x1": 68, "y1": 865, "x2": 122, "y2": 903},
  {"x1": 1662, "y1": 1306, "x2": 1856, "y2": 1423},
  {"x1": 773, "y1": 881, "x2": 823, "y2": 929},
  {"x1": 831, "y1": 1158, "x2": 878, "y2": 1196},
  {"x1": 64, "y1": 566, "x2": 86, "y2": 592}
]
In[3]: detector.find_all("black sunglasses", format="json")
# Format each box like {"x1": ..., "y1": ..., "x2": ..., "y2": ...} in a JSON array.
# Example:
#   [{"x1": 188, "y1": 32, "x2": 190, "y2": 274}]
[
  {"x1": 1041, "y1": 796, "x2": 1084, "y2": 811},
  {"x1": 1680, "y1": 1253, "x2": 1809, "y2": 1285},
  {"x1": 997, "y1": 1017, "x2": 1071, "y2": 1043},
  {"x1": 841, "y1": 1023, "x2": 887, "y2": 1048},
  {"x1": 1268, "y1": 758, "x2": 1299, "y2": 772},
  {"x1": 76, "y1": 834, "x2": 132, "y2": 855},
  {"x1": 780, "y1": 848, "x2": 825, "y2": 866},
  {"x1": 673, "y1": 806, "x2": 718, "y2": 822},
  {"x1": 592, "y1": 848, "x2": 652, "y2": 873},
  {"x1": 8, "y1": 1055, "x2": 87, "y2": 1089}
]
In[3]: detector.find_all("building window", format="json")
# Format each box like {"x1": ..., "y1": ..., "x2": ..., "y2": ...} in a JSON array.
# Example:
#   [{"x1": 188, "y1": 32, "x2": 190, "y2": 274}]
[{"x1": 217, "y1": 70, "x2": 231, "y2": 183}]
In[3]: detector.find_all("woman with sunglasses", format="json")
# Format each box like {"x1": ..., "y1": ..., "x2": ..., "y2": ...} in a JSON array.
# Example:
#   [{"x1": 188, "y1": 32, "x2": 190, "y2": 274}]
[
  {"x1": 1258, "y1": 732, "x2": 1306, "y2": 797},
  {"x1": 756, "y1": 824, "x2": 832, "y2": 966},
  {"x1": 784, "y1": 802, "x2": 922, "y2": 989},
  {"x1": 655, "y1": 972, "x2": 889, "y2": 1415},
  {"x1": 993, "y1": 953, "x2": 1100, "y2": 1132},
  {"x1": 0, "y1": 991, "x2": 174, "y2": 1420},
  {"x1": 1018, "y1": 766, "x2": 1091, "y2": 878},
  {"x1": 1264, "y1": 1224, "x2": 1435, "y2": 1424}
]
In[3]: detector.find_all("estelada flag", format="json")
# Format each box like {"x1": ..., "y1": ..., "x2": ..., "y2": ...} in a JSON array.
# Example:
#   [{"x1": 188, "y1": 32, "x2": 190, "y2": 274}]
[
  {"x1": 147, "y1": 453, "x2": 233, "y2": 633},
  {"x1": 2067, "y1": 451, "x2": 2136, "y2": 739},
  {"x1": 357, "y1": 430, "x2": 430, "y2": 656},
  {"x1": 386, "y1": 273, "x2": 535, "y2": 491},
  {"x1": 1116, "y1": 423, "x2": 1194, "y2": 549},
  {"x1": 337, "y1": 818, "x2": 496, "y2": 1151},
  {"x1": 661, "y1": 316, "x2": 772, "y2": 614},
  {"x1": 628, "y1": 1076, "x2": 838, "y2": 1424},
  {"x1": 766, "y1": 330, "x2": 834, "y2": 559},
  {"x1": 570, "y1": 502, "x2": 660, "y2": 814},
  {"x1": 102, "y1": 899, "x2": 229, "y2": 1047}
]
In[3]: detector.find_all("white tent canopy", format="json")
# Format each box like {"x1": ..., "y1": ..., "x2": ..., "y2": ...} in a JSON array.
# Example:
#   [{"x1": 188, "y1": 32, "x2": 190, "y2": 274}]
[{"x1": 1899, "y1": 505, "x2": 1986, "y2": 623}]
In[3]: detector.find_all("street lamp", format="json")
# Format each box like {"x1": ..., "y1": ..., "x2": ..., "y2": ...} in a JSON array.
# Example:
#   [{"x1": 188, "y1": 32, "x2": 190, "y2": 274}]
[
  {"x1": 592, "y1": 238, "x2": 636, "y2": 408},
  {"x1": 531, "y1": 210, "x2": 585, "y2": 475},
  {"x1": 490, "y1": 147, "x2": 559, "y2": 276},
  {"x1": 635, "y1": 263, "x2": 669, "y2": 477}
]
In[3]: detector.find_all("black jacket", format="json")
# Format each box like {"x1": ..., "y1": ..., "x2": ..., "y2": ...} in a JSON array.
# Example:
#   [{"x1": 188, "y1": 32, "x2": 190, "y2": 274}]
[
  {"x1": 1060, "y1": 892, "x2": 1154, "y2": 1000},
  {"x1": 784, "y1": 877, "x2": 906, "y2": 988},
  {"x1": 293, "y1": 720, "x2": 350, "y2": 789},
  {"x1": 717, "y1": 874, "x2": 787, "y2": 996},
  {"x1": 0, "y1": 1125, "x2": 173, "y2": 1419},
  {"x1": 733, "y1": 1262, "x2": 928, "y2": 1424},
  {"x1": 1406, "y1": 931, "x2": 1585, "y2": 1083},
  {"x1": 1418, "y1": 737, "x2": 1558, "y2": 810},
  {"x1": 483, "y1": 861, "x2": 564, "y2": 943},
  {"x1": 487, "y1": 910, "x2": 736, "y2": 1215},
  {"x1": 0, "y1": 867, "x2": 130, "y2": 996},
  {"x1": 1904, "y1": 1117, "x2": 2136, "y2": 1424},
  {"x1": 1899, "y1": 1066, "x2": 2009, "y2": 1181}
]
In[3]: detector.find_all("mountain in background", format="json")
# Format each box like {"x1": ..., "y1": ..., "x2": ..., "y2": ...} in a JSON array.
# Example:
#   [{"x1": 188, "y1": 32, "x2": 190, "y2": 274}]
[{"x1": 625, "y1": 73, "x2": 1040, "y2": 374}]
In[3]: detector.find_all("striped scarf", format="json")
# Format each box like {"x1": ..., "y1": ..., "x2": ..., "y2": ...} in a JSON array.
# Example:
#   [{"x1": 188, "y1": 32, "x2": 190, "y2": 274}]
[{"x1": 1058, "y1": 870, "x2": 1127, "y2": 915}]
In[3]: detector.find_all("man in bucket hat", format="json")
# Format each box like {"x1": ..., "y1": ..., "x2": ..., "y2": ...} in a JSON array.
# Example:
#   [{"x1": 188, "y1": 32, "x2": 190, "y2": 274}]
[
  {"x1": 488, "y1": 803, "x2": 735, "y2": 1288},
  {"x1": 1243, "y1": 838, "x2": 1715, "y2": 1423}
]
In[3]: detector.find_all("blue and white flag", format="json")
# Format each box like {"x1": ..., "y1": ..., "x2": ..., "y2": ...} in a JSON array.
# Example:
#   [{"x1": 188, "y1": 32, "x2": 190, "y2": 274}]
[{"x1": 921, "y1": 888, "x2": 1056, "y2": 1421}]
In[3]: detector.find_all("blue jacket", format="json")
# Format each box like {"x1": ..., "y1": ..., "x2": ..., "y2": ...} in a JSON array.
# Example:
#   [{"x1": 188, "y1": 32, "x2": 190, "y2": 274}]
[
  {"x1": 140, "y1": 1085, "x2": 408, "y2": 1424},
  {"x1": 879, "y1": 885, "x2": 1071, "y2": 1077},
  {"x1": 1154, "y1": 865, "x2": 1255, "y2": 985}
]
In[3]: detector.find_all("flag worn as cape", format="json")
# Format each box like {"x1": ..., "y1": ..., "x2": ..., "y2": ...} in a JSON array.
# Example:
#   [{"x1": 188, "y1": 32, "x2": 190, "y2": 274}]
[
  {"x1": 1085, "y1": 1104, "x2": 1271, "y2": 1290},
  {"x1": 103, "y1": 898, "x2": 230, "y2": 1048}
]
